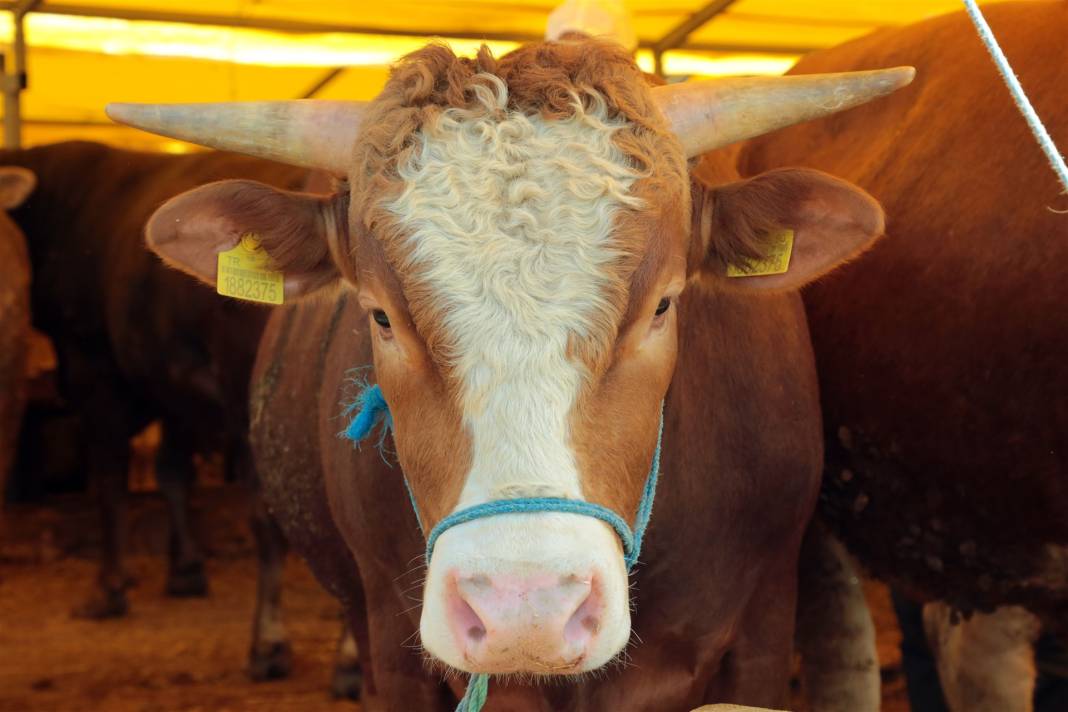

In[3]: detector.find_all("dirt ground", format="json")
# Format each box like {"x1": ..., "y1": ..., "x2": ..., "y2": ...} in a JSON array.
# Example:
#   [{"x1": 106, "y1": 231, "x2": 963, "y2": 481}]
[{"x1": 0, "y1": 485, "x2": 910, "y2": 711}]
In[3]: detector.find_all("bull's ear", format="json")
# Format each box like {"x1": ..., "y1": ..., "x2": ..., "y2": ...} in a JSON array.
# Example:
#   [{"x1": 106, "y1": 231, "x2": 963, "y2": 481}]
[
  {"x1": 691, "y1": 168, "x2": 883, "y2": 291},
  {"x1": 146, "y1": 179, "x2": 345, "y2": 299},
  {"x1": 0, "y1": 166, "x2": 35, "y2": 209}
]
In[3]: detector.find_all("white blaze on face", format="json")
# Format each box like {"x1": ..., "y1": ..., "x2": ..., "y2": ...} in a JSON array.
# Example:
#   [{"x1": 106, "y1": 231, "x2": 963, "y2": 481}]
[
  {"x1": 389, "y1": 75, "x2": 643, "y2": 508},
  {"x1": 387, "y1": 75, "x2": 646, "y2": 673}
]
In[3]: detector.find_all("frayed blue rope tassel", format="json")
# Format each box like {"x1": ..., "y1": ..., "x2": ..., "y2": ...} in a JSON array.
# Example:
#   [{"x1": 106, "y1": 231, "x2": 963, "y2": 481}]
[{"x1": 343, "y1": 382, "x2": 391, "y2": 442}]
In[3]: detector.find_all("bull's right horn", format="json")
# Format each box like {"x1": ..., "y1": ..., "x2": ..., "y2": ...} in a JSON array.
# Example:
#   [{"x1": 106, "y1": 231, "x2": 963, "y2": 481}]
[{"x1": 106, "y1": 100, "x2": 367, "y2": 176}]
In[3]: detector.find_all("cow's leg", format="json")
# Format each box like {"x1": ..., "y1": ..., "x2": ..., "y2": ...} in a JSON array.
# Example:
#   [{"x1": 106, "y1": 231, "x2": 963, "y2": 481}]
[
  {"x1": 73, "y1": 434, "x2": 131, "y2": 618},
  {"x1": 248, "y1": 489, "x2": 292, "y2": 681},
  {"x1": 358, "y1": 572, "x2": 451, "y2": 711},
  {"x1": 156, "y1": 423, "x2": 207, "y2": 597},
  {"x1": 56, "y1": 344, "x2": 141, "y2": 619},
  {"x1": 711, "y1": 556, "x2": 799, "y2": 708},
  {"x1": 795, "y1": 523, "x2": 879, "y2": 712},
  {"x1": 924, "y1": 602, "x2": 1040, "y2": 712},
  {"x1": 892, "y1": 589, "x2": 951, "y2": 712},
  {"x1": 331, "y1": 620, "x2": 363, "y2": 700}
]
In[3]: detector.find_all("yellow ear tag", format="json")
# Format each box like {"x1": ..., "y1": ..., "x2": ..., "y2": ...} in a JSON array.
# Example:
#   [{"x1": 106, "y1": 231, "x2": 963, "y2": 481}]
[
  {"x1": 216, "y1": 233, "x2": 284, "y2": 305},
  {"x1": 726, "y1": 229, "x2": 795, "y2": 278}
]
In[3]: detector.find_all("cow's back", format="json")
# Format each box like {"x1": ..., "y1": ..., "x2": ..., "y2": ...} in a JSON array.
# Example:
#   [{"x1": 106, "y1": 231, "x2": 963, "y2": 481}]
[
  {"x1": 736, "y1": 1, "x2": 1068, "y2": 618},
  {"x1": 0, "y1": 211, "x2": 30, "y2": 500},
  {"x1": 5, "y1": 142, "x2": 309, "y2": 438}
]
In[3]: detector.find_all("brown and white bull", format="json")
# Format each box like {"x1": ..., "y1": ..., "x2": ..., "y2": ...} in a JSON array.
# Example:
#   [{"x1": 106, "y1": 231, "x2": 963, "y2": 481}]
[
  {"x1": 110, "y1": 40, "x2": 911, "y2": 708},
  {"x1": 731, "y1": 2, "x2": 1068, "y2": 710}
]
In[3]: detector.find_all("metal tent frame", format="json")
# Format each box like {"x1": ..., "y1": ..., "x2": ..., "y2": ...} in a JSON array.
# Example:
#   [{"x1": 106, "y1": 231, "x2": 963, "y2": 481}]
[{"x1": 0, "y1": 0, "x2": 811, "y2": 147}]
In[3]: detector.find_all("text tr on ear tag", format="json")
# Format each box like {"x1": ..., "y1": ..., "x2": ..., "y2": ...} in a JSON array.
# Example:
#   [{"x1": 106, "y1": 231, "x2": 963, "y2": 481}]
[
  {"x1": 726, "y1": 228, "x2": 794, "y2": 278},
  {"x1": 216, "y1": 232, "x2": 284, "y2": 305}
]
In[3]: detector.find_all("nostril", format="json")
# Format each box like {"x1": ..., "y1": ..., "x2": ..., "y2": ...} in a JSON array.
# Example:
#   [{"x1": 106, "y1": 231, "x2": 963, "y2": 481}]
[
  {"x1": 559, "y1": 573, "x2": 589, "y2": 588},
  {"x1": 467, "y1": 621, "x2": 487, "y2": 642},
  {"x1": 563, "y1": 576, "x2": 602, "y2": 647},
  {"x1": 449, "y1": 585, "x2": 489, "y2": 647},
  {"x1": 466, "y1": 574, "x2": 491, "y2": 589}
]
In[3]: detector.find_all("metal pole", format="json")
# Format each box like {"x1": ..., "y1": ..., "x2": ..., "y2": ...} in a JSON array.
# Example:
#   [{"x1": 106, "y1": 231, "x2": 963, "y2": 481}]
[
  {"x1": 3, "y1": 15, "x2": 23, "y2": 147},
  {"x1": 0, "y1": 1, "x2": 812, "y2": 56},
  {"x1": 652, "y1": 0, "x2": 739, "y2": 77},
  {"x1": 4, "y1": 0, "x2": 41, "y2": 149},
  {"x1": 0, "y1": 2, "x2": 547, "y2": 43},
  {"x1": 300, "y1": 67, "x2": 346, "y2": 99}
]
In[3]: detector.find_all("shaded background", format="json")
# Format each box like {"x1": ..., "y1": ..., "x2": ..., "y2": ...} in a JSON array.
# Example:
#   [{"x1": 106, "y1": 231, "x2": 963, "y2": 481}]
[{"x1": 0, "y1": 1, "x2": 1038, "y2": 710}]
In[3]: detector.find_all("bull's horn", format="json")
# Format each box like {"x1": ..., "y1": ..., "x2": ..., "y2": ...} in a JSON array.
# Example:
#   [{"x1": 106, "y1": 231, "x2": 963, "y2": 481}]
[
  {"x1": 105, "y1": 100, "x2": 367, "y2": 176},
  {"x1": 652, "y1": 67, "x2": 915, "y2": 158}
]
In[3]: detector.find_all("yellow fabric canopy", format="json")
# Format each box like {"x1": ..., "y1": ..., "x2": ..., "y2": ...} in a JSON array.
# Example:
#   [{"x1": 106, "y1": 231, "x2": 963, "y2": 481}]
[{"x1": 0, "y1": 0, "x2": 1032, "y2": 150}]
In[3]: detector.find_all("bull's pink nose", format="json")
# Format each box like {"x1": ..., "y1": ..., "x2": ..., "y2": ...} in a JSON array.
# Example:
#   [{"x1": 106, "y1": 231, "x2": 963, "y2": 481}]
[{"x1": 446, "y1": 571, "x2": 603, "y2": 673}]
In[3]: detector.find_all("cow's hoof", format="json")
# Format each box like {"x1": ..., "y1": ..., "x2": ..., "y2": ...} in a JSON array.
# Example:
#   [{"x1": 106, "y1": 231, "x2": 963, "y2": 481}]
[
  {"x1": 331, "y1": 662, "x2": 363, "y2": 700},
  {"x1": 166, "y1": 561, "x2": 208, "y2": 597},
  {"x1": 72, "y1": 587, "x2": 128, "y2": 619},
  {"x1": 248, "y1": 641, "x2": 293, "y2": 681}
]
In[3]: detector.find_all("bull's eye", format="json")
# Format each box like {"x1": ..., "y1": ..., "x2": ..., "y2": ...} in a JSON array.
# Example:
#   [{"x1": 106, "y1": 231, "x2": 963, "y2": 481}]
[
  {"x1": 372, "y1": 309, "x2": 391, "y2": 330},
  {"x1": 654, "y1": 298, "x2": 671, "y2": 317}
]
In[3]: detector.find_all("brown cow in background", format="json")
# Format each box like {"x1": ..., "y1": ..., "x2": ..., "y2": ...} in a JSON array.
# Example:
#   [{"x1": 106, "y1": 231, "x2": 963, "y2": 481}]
[
  {"x1": 0, "y1": 142, "x2": 358, "y2": 693},
  {"x1": 0, "y1": 167, "x2": 36, "y2": 513},
  {"x1": 729, "y1": 2, "x2": 1068, "y2": 709}
]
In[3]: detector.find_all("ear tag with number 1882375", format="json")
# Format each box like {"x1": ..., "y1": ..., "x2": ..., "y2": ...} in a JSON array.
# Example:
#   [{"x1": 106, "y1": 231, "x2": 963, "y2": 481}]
[{"x1": 216, "y1": 232, "x2": 284, "y2": 305}]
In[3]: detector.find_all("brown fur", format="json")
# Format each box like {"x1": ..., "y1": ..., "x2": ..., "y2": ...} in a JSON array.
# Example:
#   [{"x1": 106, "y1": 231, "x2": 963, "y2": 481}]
[
  {"x1": 734, "y1": 0, "x2": 1068, "y2": 628},
  {"x1": 0, "y1": 210, "x2": 30, "y2": 510}
]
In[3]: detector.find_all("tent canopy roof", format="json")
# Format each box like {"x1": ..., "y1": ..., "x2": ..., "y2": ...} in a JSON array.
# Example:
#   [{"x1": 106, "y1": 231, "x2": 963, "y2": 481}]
[{"x1": 0, "y1": 0, "x2": 1026, "y2": 150}]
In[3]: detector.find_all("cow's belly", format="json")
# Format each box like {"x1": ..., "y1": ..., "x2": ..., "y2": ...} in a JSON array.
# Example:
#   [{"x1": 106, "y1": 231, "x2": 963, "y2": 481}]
[
  {"x1": 815, "y1": 388, "x2": 1068, "y2": 626},
  {"x1": 806, "y1": 246, "x2": 1068, "y2": 626}
]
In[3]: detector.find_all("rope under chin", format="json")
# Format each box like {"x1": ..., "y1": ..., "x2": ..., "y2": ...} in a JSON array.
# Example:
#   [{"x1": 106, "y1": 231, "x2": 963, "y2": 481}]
[{"x1": 344, "y1": 382, "x2": 664, "y2": 712}]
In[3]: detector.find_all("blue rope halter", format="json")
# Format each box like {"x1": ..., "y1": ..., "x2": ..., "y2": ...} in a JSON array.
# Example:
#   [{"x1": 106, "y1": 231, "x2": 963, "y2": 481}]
[{"x1": 343, "y1": 382, "x2": 665, "y2": 711}]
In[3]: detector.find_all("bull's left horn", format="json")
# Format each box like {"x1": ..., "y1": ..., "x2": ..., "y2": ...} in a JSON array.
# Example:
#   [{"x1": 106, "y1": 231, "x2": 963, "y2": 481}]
[
  {"x1": 105, "y1": 100, "x2": 367, "y2": 176},
  {"x1": 652, "y1": 66, "x2": 915, "y2": 158}
]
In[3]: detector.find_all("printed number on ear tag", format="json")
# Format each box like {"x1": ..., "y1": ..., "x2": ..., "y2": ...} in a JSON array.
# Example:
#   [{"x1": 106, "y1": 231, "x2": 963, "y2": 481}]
[
  {"x1": 726, "y1": 229, "x2": 794, "y2": 278},
  {"x1": 216, "y1": 232, "x2": 284, "y2": 305}
]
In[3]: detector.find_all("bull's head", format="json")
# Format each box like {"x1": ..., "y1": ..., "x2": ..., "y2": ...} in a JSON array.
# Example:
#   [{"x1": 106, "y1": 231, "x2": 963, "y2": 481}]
[{"x1": 109, "y1": 40, "x2": 911, "y2": 676}]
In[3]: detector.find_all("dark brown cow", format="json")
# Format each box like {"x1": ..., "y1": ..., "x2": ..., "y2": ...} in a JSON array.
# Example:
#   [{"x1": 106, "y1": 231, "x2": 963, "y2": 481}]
[
  {"x1": 731, "y1": 2, "x2": 1068, "y2": 708},
  {"x1": 0, "y1": 142, "x2": 358, "y2": 687},
  {"x1": 0, "y1": 167, "x2": 36, "y2": 510},
  {"x1": 113, "y1": 40, "x2": 913, "y2": 709}
]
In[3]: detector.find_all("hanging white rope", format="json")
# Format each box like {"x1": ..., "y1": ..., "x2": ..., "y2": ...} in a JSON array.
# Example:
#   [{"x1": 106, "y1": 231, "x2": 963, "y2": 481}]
[{"x1": 962, "y1": 0, "x2": 1068, "y2": 193}]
